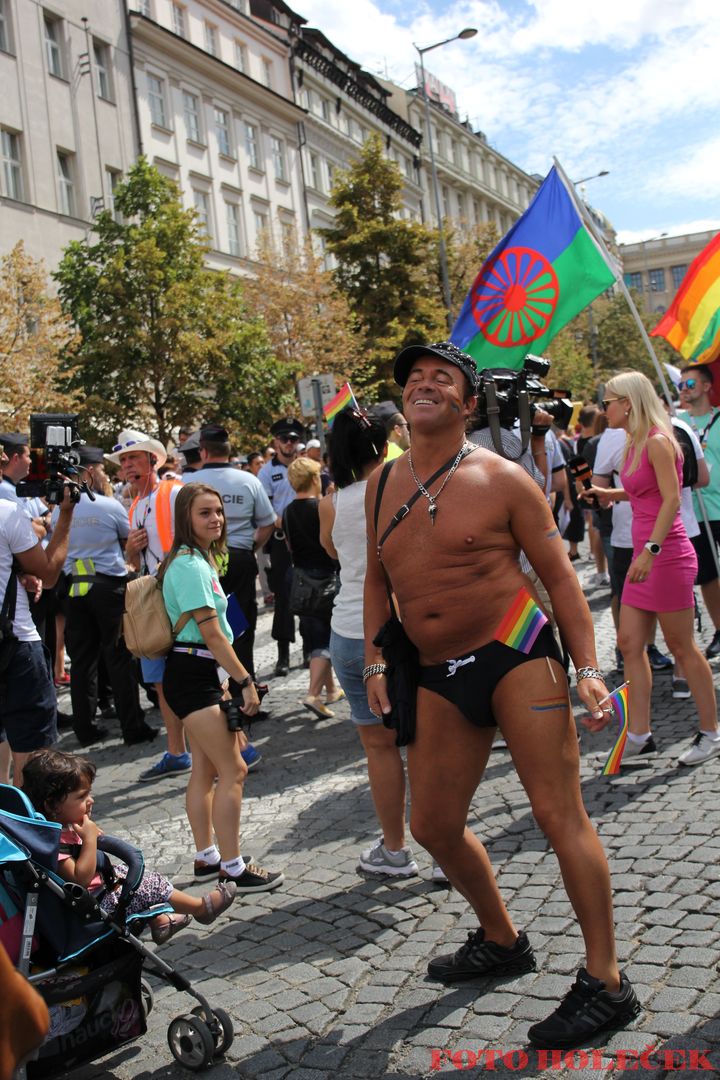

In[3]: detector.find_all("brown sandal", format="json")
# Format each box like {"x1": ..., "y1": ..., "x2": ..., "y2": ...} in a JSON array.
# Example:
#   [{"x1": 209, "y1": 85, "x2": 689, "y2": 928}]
[
  {"x1": 150, "y1": 913, "x2": 192, "y2": 945},
  {"x1": 195, "y1": 880, "x2": 237, "y2": 925}
]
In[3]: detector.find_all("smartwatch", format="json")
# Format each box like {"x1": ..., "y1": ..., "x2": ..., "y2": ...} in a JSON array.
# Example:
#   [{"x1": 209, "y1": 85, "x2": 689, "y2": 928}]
[{"x1": 644, "y1": 541, "x2": 662, "y2": 556}]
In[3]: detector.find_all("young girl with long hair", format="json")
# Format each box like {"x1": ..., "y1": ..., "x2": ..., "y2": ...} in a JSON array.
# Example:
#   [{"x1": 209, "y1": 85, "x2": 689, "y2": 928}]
[
  {"x1": 22, "y1": 749, "x2": 236, "y2": 941},
  {"x1": 159, "y1": 483, "x2": 283, "y2": 892},
  {"x1": 587, "y1": 371, "x2": 719, "y2": 766}
]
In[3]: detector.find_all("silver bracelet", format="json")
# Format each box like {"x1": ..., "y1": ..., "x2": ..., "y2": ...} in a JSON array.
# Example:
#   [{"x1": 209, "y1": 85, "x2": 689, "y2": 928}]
[
  {"x1": 576, "y1": 666, "x2": 604, "y2": 682},
  {"x1": 362, "y1": 663, "x2": 388, "y2": 682}
]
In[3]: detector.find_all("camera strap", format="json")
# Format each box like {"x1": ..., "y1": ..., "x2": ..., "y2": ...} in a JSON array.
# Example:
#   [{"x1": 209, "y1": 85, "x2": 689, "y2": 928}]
[
  {"x1": 483, "y1": 376, "x2": 531, "y2": 460},
  {"x1": 1, "y1": 560, "x2": 19, "y2": 631}
]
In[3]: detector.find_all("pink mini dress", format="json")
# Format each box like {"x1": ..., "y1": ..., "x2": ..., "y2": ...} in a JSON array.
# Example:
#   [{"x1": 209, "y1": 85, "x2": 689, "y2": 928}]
[{"x1": 621, "y1": 430, "x2": 697, "y2": 612}]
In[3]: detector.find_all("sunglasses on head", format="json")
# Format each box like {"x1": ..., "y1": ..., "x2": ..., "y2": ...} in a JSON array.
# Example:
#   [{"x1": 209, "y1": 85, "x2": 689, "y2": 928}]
[{"x1": 678, "y1": 378, "x2": 697, "y2": 390}]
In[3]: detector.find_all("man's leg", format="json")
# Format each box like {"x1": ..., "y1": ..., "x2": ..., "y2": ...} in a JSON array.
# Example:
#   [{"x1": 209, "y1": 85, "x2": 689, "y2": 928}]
[
  {"x1": 92, "y1": 585, "x2": 153, "y2": 743},
  {"x1": 221, "y1": 549, "x2": 259, "y2": 686},
  {"x1": 267, "y1": 535, "x2": 294, "y2": 673},
  {"x1": 357, "y1": 724, "x2": 407, "y2": 852},
  {"x1": 3, "y1": 641, "x2": 57, "y2": 788},
  {"x1": 64, "y1": 594, "x2": 102, "y2": 742},
  {"x1": 138, "y1": 656, "x2": 189, "y2": 780},
  {"x1": 493, "y1": 655, "x2": 619, "y2": 989},
  {"x1": 407, "y1": 691, "x2": 516, "y2": 945}
]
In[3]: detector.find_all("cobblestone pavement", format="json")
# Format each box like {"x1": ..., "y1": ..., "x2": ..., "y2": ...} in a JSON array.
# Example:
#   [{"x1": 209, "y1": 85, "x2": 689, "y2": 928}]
[{"x1": 55, "y1": 559, "x2": 720, "y2": 1079}]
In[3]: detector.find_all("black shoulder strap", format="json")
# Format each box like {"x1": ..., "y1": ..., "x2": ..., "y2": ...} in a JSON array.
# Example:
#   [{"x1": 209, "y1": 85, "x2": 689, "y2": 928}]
[
  {"x1": 702, "y1": 410, "x2": 720, "y2": 443},
  {"x1": 373, "y1": 460, "x2": 395, "y2": 534},
  {"x1": 1, "y1": 560, "x2": 18, "y2": 626}
]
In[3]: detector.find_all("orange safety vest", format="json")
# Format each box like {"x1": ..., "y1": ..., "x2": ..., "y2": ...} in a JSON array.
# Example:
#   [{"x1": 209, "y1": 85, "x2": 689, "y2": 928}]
[{"x1": 129, "y1": 479, "x2": 181, "y2": 555}]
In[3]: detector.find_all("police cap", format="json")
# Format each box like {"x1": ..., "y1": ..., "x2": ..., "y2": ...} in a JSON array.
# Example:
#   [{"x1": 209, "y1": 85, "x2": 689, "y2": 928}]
[{"x1": 270, "y1": 416, "x2": 305, "y2": 440}]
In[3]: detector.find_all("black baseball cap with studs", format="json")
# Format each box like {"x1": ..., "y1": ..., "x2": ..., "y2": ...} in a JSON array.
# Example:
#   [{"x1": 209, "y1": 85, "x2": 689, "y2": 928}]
[{"x1": 393, "y1": 341, "x2": 479, "y2": 392}]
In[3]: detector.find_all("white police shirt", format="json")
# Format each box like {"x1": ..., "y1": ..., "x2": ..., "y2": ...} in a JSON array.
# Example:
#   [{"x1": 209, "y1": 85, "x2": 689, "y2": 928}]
[
  {"x1": 0, "y1": 502, "x2": 40, "y2": 643},
  {"x1": 51, "y1": 493, "x2": 130, "y2": 577},
  {"x1": 190, "y1": 464, "x2": 275, "y2": 550},
  {"x1": 257, "y1": 457, "x2": 295, "y2": 517}
]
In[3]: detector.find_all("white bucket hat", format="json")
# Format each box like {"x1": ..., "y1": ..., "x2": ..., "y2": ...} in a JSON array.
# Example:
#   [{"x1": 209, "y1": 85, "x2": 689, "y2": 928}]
[{"x1": 105, "y1": 428, "x2": 167, "y2": 468}]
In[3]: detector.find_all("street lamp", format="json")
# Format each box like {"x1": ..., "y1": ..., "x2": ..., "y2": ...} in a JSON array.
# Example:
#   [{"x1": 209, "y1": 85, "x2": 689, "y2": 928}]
[
  {"x1": 572, "y1": 170, "x2": 609, "y2": 187},
  {"x1": 415, "y1": 28, "x2": 477, "y2": 333}
]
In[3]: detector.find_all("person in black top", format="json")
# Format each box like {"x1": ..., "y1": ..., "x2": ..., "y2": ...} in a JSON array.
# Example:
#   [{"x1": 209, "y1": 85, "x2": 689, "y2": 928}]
[{"x1": 283, "y1": 457, "x2": 340, "y2": 719}]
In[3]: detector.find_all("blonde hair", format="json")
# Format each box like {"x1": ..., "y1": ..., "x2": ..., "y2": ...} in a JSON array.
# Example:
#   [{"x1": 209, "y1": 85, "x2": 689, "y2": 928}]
[
  {"x1": 287, "y1": 456, "x2": 321, "y2": 493},
  {"x1": 605, "y1": 371, "x2": 680, "y2": 474}
]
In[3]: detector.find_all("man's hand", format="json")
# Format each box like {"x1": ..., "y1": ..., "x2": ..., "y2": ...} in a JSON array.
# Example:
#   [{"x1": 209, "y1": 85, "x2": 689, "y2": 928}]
[
  {"x1": 19, "y1": 574, "x2": 42, "y2": 603},
  {"x1": 577, "y1": 676, "x2": 613, "y2": 730},
  {"x1": 366, "y1": 672, "x2": 392, "y2": 719},
  {"x1": 126, "y1": 527, "x2": 149, "y2": 559}
]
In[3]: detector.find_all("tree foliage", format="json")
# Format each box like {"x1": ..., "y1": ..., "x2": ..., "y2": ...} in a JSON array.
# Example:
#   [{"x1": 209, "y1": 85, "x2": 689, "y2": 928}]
[
  {"x1": 0, "y1": 242, "x2": 79, "y2": 429},
  {"x1": 443, "y1": 220, "x2": 500, "y2": 317},
  {"x1": 320, "y1": 135, "x2": 447, "y2": 396},
  {"x1": 54, "y1": 158, "x2": 283, "y2": 446}
]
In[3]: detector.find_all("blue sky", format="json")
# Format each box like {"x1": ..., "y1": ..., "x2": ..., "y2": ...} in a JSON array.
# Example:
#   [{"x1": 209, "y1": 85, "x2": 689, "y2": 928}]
[{"x1": 297, "y1": 0, "x2": 720, "y2": 244}]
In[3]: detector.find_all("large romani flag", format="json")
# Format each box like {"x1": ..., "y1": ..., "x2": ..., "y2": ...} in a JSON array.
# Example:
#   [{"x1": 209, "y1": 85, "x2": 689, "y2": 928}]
[
  {"x1": 450, "y1": 165, "x2": 617, "y2": 370},
  {"x1": 651, "y1": 232, "x2": 720, "y2": 365}
]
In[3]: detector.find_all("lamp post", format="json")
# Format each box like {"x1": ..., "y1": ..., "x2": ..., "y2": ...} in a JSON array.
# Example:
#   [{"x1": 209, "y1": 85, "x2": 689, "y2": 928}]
[
  {"x1": 572, "y1": 171, "x2": 609, "y2": 370},
  {"x1": 415, "y1": 28, "x2": 477, "y2": 333}
]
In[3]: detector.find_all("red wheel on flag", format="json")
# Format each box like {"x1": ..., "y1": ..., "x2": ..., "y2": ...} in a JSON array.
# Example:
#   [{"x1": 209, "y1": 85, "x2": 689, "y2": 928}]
[{"x1": 471, "y1": 246, "x2": 559, "y2": 347}]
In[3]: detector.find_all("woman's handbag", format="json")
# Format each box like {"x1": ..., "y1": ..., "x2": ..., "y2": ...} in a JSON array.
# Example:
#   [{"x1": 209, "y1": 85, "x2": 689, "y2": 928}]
[{"x1": 289, "y1": 566, "x2": 339, "y2": 619}]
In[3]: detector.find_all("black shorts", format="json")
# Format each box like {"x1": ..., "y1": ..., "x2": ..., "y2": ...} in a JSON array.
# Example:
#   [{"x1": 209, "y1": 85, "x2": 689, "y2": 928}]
[
  {"x1": 0, "y1": 641, "x2": 58, "y2": 752},
  {"x1": 163, "y1": 649, "x2": 224, "y2": 720},
  {"x1": 691, "y1": 521, "x2": 720, "y2": 585},
  {"x1": 417, "y1": 623, "x2": 564, "y2": 728},
  {"x1": 610, "y1": 546, "x2": 633, "y2": 599}
]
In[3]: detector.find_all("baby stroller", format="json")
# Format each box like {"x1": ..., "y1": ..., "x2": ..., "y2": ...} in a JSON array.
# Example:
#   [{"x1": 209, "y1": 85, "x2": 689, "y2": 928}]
[{"x1": 0, "y1": 784, "x2": 233, "y2": 1074}]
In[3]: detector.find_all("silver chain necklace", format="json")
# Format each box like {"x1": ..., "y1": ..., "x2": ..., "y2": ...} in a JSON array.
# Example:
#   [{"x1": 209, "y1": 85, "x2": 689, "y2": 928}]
[{"x1": 407, "y1": 440, "x2": 475, "y2": 525}]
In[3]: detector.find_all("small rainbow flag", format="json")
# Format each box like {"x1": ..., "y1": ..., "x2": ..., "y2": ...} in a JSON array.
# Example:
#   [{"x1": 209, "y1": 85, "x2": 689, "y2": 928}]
[
  {"x1": 323, "y1": 382, "x2": 356, "y2": 426},
  {"x1": 494, "y1": 587, "x2": 548, "y2": 654},
  {"x1": 601, "y1": 684, "x2": 629, "y2": 776}
]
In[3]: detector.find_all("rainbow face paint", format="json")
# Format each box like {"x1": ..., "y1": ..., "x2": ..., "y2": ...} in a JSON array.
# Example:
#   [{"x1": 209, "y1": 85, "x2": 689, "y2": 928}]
[{"x1": 494, "y1": 588, "x2": 549, "y2": 654}]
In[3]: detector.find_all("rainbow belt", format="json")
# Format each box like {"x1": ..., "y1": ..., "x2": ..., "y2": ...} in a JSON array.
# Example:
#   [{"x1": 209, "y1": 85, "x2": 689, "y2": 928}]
[
  {"x1": 173, "y1": 645, "x2": 214, "y2": 660},
  {"x1": 493, "y1": 587, "x2": 548, "y2": 654}
]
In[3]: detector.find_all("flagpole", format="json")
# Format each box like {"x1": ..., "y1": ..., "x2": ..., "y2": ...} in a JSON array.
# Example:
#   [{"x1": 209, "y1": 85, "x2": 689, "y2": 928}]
[{"x1": 553, "y1": 157, "x2": 675, "y2": 410}]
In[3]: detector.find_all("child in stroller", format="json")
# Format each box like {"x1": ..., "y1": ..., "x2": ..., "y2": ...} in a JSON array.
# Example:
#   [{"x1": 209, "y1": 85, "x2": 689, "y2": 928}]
[{"x1": 22, "y1": 749, "x2": 236, "y2": 944}]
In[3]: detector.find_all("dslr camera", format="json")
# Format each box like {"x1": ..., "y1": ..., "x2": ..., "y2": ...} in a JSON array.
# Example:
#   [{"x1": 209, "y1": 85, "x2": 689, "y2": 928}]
[
  {"x1": 16, "y1": 413, "x2": 93, "y2": 505},
  {"x1": 473, "y1": 354, "x2": 574, "y2": 434}
]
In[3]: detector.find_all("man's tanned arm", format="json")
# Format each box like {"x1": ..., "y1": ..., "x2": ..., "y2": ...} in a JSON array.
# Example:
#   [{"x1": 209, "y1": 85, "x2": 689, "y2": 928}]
[{"x1": 363, "y1": 469, "x2": 392, "y2": 717}]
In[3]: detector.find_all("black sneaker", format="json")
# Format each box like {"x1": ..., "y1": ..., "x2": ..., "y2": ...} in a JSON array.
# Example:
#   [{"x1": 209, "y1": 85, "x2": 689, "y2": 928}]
[
  {"x1": 194, "y1": 857, "x2": 253, "y2": 883},
  {"x1": 528, "y1": 967, "x2": 641, "y2": 1048},
  {"x1": 706, "y1": 630, "x2": 720, "y2": 659},
  {"x1": 427, "y1": 928, "x2": 536, "y2": 983},
  {"x1": 219, "y1": 862, "x2": 284, "y2": 893}
]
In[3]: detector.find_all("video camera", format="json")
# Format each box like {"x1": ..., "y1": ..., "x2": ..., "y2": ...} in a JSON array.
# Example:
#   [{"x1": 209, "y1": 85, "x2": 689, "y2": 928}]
[
  {"x1": 16, "y1": 414, "x2": 94, "y2": 505},
  {"x1": 474, "y1": 355, "x2": 574, "y2": 434}
]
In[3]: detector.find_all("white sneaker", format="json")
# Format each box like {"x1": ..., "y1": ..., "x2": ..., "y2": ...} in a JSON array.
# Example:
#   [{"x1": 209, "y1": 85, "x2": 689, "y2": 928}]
[
  {"x1": 357, "y1": 837, "x2": 419, "y2": 877},
  {"x1": 597, "y1": 735, "x2": 657, "y2": 767},
  {"x1": 431, "y1": 860, "x2": 449, "y2": 886},
  {"x1": 677, "y1": 732, "x2": 720, "y2": 766}
]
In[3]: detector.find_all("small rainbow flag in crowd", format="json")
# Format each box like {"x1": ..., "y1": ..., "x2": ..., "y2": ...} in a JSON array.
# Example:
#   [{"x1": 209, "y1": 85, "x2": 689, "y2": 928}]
[
  {"x1": 323, "y1": 382, "x2": 356, "y2": 426},
  {"x1": 494, "y1": 587, "x2": 548, "y2": 654},
  {"x1": 601, "y1": 683, "x2": 630, "y2": 776},
  {"x1": 651, "y1": 231, "x2": 720, "y2": 365}
]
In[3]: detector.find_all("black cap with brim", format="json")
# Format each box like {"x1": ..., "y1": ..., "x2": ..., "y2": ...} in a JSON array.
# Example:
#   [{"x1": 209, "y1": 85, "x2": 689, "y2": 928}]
[
  {"x1": 200, "y1": 423, "x2": 230, "y2": 442},
  {"x1": 271, "y1": 416, "x2": 305, "y2": 439},
  {"x1": 393, "y1": 341, "x2": 479, "y2": 392},
  {"x1": 0, "y1": 432, "x2": 29, "y2": 451}
]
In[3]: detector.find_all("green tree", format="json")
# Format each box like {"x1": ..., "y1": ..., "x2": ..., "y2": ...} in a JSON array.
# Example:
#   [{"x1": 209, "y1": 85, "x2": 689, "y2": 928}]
[
  {"x1": 444, "y1": 220, "x2": 500, "y2": 317},
  {"x1": 593, "y1": 291, "x2": 678, "y2": 389},
  {"x1": 320, "y1": 135, "x2": 447, "y2": 396},
  {"x1": 54, "y1": 158, "x2": 280, "y2": 445},
  {"x1": 0, "y1": 241, "x2": 79, "y2": 428}
]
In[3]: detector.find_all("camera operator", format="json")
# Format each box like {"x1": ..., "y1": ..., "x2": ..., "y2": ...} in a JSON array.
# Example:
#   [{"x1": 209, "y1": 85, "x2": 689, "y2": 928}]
[
  {"x1": 55, "y1": 447, "x2": 157, "y2": 748},
  {"x1": 0, "y1": 432, "x2": 51, "y2": 538},
  {"x1": 0, "y1": 476, "x2": 77, "y2": 786}
]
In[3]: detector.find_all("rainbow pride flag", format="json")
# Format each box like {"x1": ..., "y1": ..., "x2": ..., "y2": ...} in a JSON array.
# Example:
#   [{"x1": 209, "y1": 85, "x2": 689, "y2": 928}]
[
  {"x1": 323, "y1": 382, "x2": 355, "y2": 426},
  {"x1": 651, "y1": 232, "x2": 720, "y2": 365},
  {"x1": 601, "y1": 684, "x2": 630, "y2": 777},
  {"x1": 494, "y1": 588, "x2": 548, "y2": 654}
]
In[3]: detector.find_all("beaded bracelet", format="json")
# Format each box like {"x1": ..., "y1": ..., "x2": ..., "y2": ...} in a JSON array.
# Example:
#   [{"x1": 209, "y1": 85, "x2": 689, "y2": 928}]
[
  {"x1": 362, "y1": 663, "x2": 388, "y2": 682},
  {"x1": 576, "y1": 666, "x2": 604, "y2": 682}
]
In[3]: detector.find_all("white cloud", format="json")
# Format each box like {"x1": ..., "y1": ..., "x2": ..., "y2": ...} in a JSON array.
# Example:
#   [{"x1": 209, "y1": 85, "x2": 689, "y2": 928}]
[
  {"x1": 617, "y1": 220, "x2": 720, "y2": 245},
  {"x1": 643, "y1": 136, "x2": 720, "y2": 201}
]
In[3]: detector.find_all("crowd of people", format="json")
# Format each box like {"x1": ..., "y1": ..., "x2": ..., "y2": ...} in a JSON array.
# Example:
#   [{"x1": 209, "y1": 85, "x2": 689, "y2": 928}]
[{"x1": 2, "y1": 343, "x2": 720, "y2": 1057}]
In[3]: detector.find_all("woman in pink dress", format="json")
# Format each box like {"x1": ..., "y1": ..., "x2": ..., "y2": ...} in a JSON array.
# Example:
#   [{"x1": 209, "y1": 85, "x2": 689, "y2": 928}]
[{"x1": 588, "y1": 371, "x2": 719, "y2": 766}]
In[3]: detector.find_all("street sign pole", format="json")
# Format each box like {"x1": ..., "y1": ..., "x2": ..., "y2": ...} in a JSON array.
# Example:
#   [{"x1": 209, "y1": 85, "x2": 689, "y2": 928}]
[{"x1": 311, "y1": 378, "x2": 326, "y2": 454}]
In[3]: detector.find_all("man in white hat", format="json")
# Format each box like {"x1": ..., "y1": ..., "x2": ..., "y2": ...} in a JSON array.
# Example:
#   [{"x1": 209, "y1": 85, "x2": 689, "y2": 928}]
[{"x1": 106, "y1": 429, "x2": 190, "y2": 781}]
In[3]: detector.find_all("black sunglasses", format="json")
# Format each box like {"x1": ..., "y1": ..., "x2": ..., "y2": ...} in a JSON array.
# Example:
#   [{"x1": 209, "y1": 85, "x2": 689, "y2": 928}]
[
  {"x1": 278, "y1": 435, "x2": 300, "y2": 443},
  {"x1": 678, "y1": 378, "x2": 697, "y2": 390}
]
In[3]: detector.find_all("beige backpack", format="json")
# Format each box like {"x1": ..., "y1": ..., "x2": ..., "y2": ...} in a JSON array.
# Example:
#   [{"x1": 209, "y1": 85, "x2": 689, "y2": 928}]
[{"x1": 122, "y1": 575, "x2": 191, "y2": 660}]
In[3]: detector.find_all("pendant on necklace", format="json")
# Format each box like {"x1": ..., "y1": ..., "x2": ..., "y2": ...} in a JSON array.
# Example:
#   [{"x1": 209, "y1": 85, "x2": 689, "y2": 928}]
[{"x1": 429, "y1": 501, "x2": 438, "y2": 525}]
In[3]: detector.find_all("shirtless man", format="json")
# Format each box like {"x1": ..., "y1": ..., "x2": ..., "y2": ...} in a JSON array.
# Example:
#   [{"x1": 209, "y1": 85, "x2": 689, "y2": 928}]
[{"x1": 363, "y1": 341, "x2": 640, "y2": 1049}]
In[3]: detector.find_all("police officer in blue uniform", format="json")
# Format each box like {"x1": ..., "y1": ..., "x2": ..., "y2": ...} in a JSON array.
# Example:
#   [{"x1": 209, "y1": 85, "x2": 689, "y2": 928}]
[
  {"x1": 192, "y1": 424, "x2": 275, "y2": 688},
  {"x1": 57, "y1": 447, "x2": 156, "y2": 747},
  {"x1": 258, "y1": 417, "x2": 304, "y2": 676}
]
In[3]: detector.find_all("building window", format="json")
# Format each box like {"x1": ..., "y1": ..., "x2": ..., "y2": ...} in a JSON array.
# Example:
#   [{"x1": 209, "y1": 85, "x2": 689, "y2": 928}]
[
  {"x1": 441, "y1": 185, "x2": 450, "y2": 219},
  {"x1": 44, "y1": 13, "x2": 63, "y2": 78},
  {"x1": 215, "y1": 108, "x2": 231, "y2": 156},
  {"x1": 262, "y1": 59, "x2": 272, "y2": 88},
  {"x1": 106, "y1": 167, "x2": 121, "y2": 220},
  {"x1": 326, "y1": 160, "x2": 335, "y2": 189},
  {"x1": 457, "y1": 193, "x2": 465, "y2": 220},
  {"x1": 183, "y1": 91, "x2": 200, "y2": 142},
  {"x1": 228, "y1": 0, "x2": 249, "y2": 11},
  {"x1": 244, "y1": 122, "x2": 259, "y2": 169},
  {"x1": 93, "y1": 41, "x2": 112, "y2": 100},
  {"x1": 309, "y1": 152, "x2": 321, "y2": 191},
  {"x1": 57, "y1": 151, "x2": 75, "y2": 216},
  {"x1": 193, "y1": 190, "x2": 211, "y2": 239},
  {"x1": 321, "y1": 98, "x2": 330, "y2": 123},
  {"x1": 147, "y1": 74, "x2": 167, "y2": 127},
  {"x1": 171, "y1": 3, "x2": 185, "y2": 38},
  {"x1": 225, "y1": 201, "x2": 242, "y2": 256},
  {"x1": 270, "y1": 136, "x2": 286, "y2": 181},
  {"x1": 0, "y1": 0, "x2": 12, "y2": 53},
  {"x1": 624, "y1": 271, "x2": 643, "y2": 293},
  {"x1": 672, "y1": 264, "x2": 688, "y2": 289},
  {"x1": 205, "y1": 23, "x2": 218, "y2": 56},
  {"x1": 473, "y1": 199, "x2": 481, "y2": 224},
  {"x1": 253, "y1": 210, "x2": 268, "y2": 242},
  {"x1": 234, "y1": 40, "x2": 247, "y2": 72},
  {"x1": 648, "y1": 268, "x2": 666, "y2": 293},
  {"x1": 135, "y1": 0, "x2": 151, "y2": 14},
  {"x1": 1, "y1": 129, "x2": 23, "y2": 200},
  {"x1": 280, "y1": 220, "x2": 295, "y2": 253}
]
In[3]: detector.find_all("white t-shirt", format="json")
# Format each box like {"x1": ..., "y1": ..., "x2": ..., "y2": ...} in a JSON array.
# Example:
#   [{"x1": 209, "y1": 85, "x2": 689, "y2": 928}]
[
  {"x1": 0, "y1": 502, "x2": 40, "y2": 643},
  {"x1": 672, "y1": 417, "x2": 703, "y2": 540},
  {"x1": 129, "y1": 481, "x2": 181, "y2": 575},
  {"x1": 593, "y1": 428, "x2": 633, "y2": 549}
]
